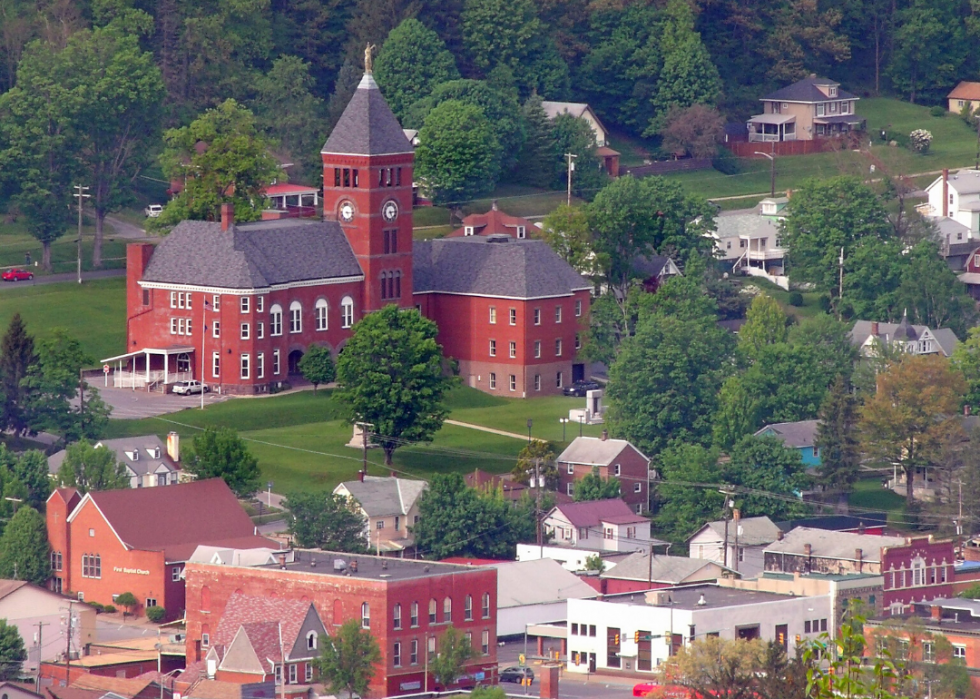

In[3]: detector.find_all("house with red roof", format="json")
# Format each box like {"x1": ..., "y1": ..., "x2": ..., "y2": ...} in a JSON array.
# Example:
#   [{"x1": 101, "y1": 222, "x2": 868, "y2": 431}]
[
  {"x1": 447, "y1": 202, "x2": 537, "y2": 239},
  {"x1": 45, "y1": 479, "x2": 280, "y2": 620},
  {"x1": 543, "y1": 499, "x2": 656, "y2": 553}
]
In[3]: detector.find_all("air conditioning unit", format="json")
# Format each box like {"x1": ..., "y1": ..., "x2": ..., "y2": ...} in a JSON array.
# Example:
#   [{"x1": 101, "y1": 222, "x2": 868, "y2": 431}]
[{"x1": 169, "y1": 634, "x2": 185, "y2": 643}]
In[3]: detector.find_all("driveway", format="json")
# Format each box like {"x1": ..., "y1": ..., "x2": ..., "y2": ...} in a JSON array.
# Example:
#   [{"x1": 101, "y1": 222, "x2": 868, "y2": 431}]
[
  {"x1": 0, "y1": 269, "x2": 124, "y2": 290},
  {"x1": 106, "y1": 215, "x2": 151, "y2": 240},
  {"x1": 95, "y1": 385, "x2": 226, "y2": 420}
]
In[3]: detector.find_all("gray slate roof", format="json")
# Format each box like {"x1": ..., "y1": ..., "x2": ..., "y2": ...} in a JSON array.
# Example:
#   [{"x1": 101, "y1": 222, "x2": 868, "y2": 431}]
[
  {"x1": 413, "y1": 236, "x2": 591, "y2": 299},
  {"x1": 334, "y1": 476, "x2": 427, "y2": 518},
  {"x1": 764, "y1": 526, "x2": 905, "y2": 563},
  {"x1": 143, "y1": 219, "x2": 363, "y2": 289},
  {"x1": 714, "y1": 213, "x2": 783, "y2": 240},
  {"x1": 946, "y1": 169, "x2": 980, "y2": 196},
  {"x1": 321, "y1": 74, "x2": 413, "y2": 156},
  {"x1": 850, "y1": 320, "x2": 959, "y2": 356},
  {"x1": 492, "y1": 559, "x2": 597, "y2": 607},
  {"x1": 755, "y1": 420, "x2": 820, "y2": 449},
  {"x1": 762, "y1": 77, "x2": 857, "y2": 103},
  {"x1": 48, "y1": 435, "x2": 178, "y2": 478},
  {"x1": 557, "y1": 436, "x2": 647, "y2": 467},
  {"x1": 691, "y1": 516, "x2": 781, "y2": 547},
  {"x1": 601, "y1": 551, "x2": 723, "y2": 583}
]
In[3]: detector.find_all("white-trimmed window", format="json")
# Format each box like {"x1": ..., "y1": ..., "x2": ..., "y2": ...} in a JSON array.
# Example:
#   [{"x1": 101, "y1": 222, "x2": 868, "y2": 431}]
[
  {"x1": 257, "y1": 322, "x2": 264, "y2": 339},
  {"x1": 170, "y1": 318, "x2": 178, "y2": 335},
  {"x1": 489, "y1": 307, "x2": 496, "y2": 324},
  {"x1": 270, "y1": 304, "x2": 283, "y2": 336},
  {"x1": 555, "y1": 306, "x2": 562, "y2": 323},
  {"x1": 273, "y1": 349, "x2": 281, "y2": 375},
  {"x1": 534, "y1": 341, "x2": 541, "y2": 358},
  {"x1": 516, "y1": 226, "x2": 526, "y2": 239},
  {"x1": 307, "y1": 631, "x2": 317, "y2": 651},
  {"x1": 393, "y1": 642, "x2": 402, "y2": 667},
  {"x1": 185, "y1": 318, "x2": 192, "y2": 336},
  {"x1": 289, "y1": 664, "x2": 297, "y2": 684},
  {"x1": 410, "y1": 639, "x2": 418, "y2": 665},
  {"x1": 240, "y1": 354, "x2": 250, "y2": 379},
  {"x1": 170, "y1": 291, "x2": 177, "y2": 309},
  {"x1": 534, "y1": 375, "x2": 541, "y2": 391},
  {"x1": 556, "y1": 339, "x2": 562, "y2": 356},
  {"x1": 489, "y1": 373, "x2": 496, "y2": 389},
  {"x1": 614, "y1": 464, "x2": 621, "y2": 476},
  {"x1": 394, "y1": 604, "x2": 402, "y2": 630},
  {"x1": 316, "y1": 299, "x2": 328, "y2": 331},
  {"x1": 241, "y1": 296, "x2": 250, "y2": 313},
  {"x1": 634, "y1": 483, "x2": 642, "y2": 493},
  {"x1": 954, "y1": 644, "x2": 966, "y2": 659},
  {"x1": 557, "y1": 371, "x2": 563, "y2": 388},
  {"x1": 575, "y1": 299, "x2": 582, "y2": 317},
  {"x1": 534, "y1": 308, "x2": 541, "y2": 325},
  {"x1": 509, "y1": 308, "x2": 517, "y2": 325},
  {"x1": 185, "y1": 293, "x2": 192, "y2": 310},
  {"x1": 465, "y1": 595, "x2": 473, "y2": 621},
  {"x1": 289, "y1": 301, "x2": 302, "y2": 333},
  {"x1": 567, "y1": 463, "x2": 574, "y2": 474},
  {"x1": 212, "y1": 352, "x2": 220, "y2": 378},
  {"x1": 361, "y1": 602, "x2": 370, "y2": 629},
  {"x1": 481, "y1": 630, "x2": 490, "y2": 655},
  {"x1": 509, "y1": 375, "x2": 516, "y2": 391},
  {"x1": 305, "y1": 664, "x2": 313, "y2": 682},
  {"x1": 567, "y1": 484, "x2": 574, "y2": 496},
  {"x1": 82, "y1": 554, "x2": 101, "y2": 578},
  {"x1": 257, "y1": 353, "x2": 265, "y2": 379},
  {"x1": 443, "y1": 597, "x2": 452, "y2": 622},
  {"x1": 212, "y1": 294, "x2": 220, "y2": 310},
  {"x1": 482, "y1": 593, "x2": 490, "y2": 618},
  {"x1": 201, "y1": 632, "x2": 210, "y2": 647},
  {"x1": 274, "y1": 665, "x2": 282, "y2": 685},
  {"x1": 411, "y1": 602, "x2": 419, "y2": 627},
  {"x1": 256, "y1": 296, "x2": 264, "y2": 312},
  {"x1": 464, "y1": 226, "x2": 474, "y2": 236},
  {"x1": 341, "y1": 297, "x2": 354, "y2": 328},
  {"x1": 240, "y1": 323, "x2": 250, "y2": 340},
  {"x1": 489, "y1": 340, "x2": 496, "y2": 357},
  {"x1": 212, "y1": 321, "x2": 220, "y2": 338},
  {"x1": 509, "y1": 341, "x2": 516, "y2": 359}
]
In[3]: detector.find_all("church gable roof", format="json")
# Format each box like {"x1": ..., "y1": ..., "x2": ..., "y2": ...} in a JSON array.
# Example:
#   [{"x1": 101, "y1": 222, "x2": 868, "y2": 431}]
[{"x1": 321, "y1": 74, "x2": 413, "y2": 156}]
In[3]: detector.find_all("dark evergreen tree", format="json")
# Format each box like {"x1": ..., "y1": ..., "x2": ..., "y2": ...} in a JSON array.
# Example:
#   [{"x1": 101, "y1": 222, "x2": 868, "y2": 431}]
[
  {"x1": 0, "y1": 618, "x2": 25, "y2": 680},
  {"x1": 815, "y1": 375, "x2": 861, "y2": 497},
  {"x1": 326, "y1": 59, "x2": 362, "y2": 134},
  {"x1": 515, "y1": 94, "x2": 554, "y2": 188},
  {"x1": 0, "y1": 313, "x2": 35, "y2": 435}
]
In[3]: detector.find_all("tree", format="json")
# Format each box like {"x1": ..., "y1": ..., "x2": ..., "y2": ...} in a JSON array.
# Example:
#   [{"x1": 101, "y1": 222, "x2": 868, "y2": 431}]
[
  {"x1": 551, "y1": 112, "x2": 605, "y2": 198},
  {"x1": 284, "y1": 492, "x2": 367, "y2": 552},
  {"x1": 11, "y1": 450, "x2": 51, "y2": 511},
  {"x1": 512, "y1": 440, "x2": 557, "y2": 490},
  {"x1": 0, "y1": 619, "x2": 25, "y2": 680},
  {"x1": 815, "y1": 376, "x2": 860, "y2": 497},
  {"x1": 0, "y1": 506, "x2": 49, "y2": 585},
  {"x1": 541, "y1": 204, "x2": 593, "y2": 275},
  {"x1": 159, "y1": 99, "x2": 283, "y2": 225},
  {"x1": 659, "y1": 104, "x2": 724, "y2": 158},
  {"x1": 896, "y1": 240, "x2": 978, "y2": 339},
  {"x1": 860, "y1": 355, "x2": 966, "y2": 505},
  {"x1": 429, "y1": 625, "x2": 475, "y2": 689},
  {"x1": 889, "y1": 5, "x2": 959, "y2": 104},
  {"x1": 953, "y1": 326, "x2": 980, "y2": 411},
  {"x1": 725, "y1": 435, "x2": 809, "y2": 521},
  {"x1": 335, "y1": 305, "x2": 454, "y2": 465},
  {"x1": 780, "y1": 176, "x2": 891, "y2": 312},
  {"x1": 461, "y1": 0, "x2": 539, "y2": 84},
  {"x1": 114, "y1": 591, "x2": 138, "y2": 616},
  {"x1": 316, "y1": 619, "x2": 381, "y2": 699},
  {"x1": 654, "y1": 443, "x2": 725, "y2": 543},
  {"x1": 415, "y1": 100, "x2": 499, "y2": 204},
  {"x1": 22, "y1": 330, "x2": 111, "y2": 443},
  {"x1": 298, "y1": 345, "x2": 335, "y2": 395},
  {"x1": 57, "y1": 440, "x2": 128, "y2": 494},
  {"x1": 514, "y1": 94, "x2": 554, "y2": 188},
  {"x1": 738, "y1": 294, "x2": 788, "y2": 360},
  {"x1": 186, "y1": 426, "x2": 261, "y2": 498},
  {"x1": 665, "y1": 636, "x2": 765, "y2": 699},
  {"x1": 327, "y1": 59, "x2": 362, "y2": 133},
  {"x1": 0, "y1": 313, "x2": 35, "y2": 435},
  {"x1": 573, "y1": 466, "x2": 621, "y2": 501},
  {"x1": 375, "y1": 18, "x2": 459, "y2": 120},
  {"x1": 787, "y1": 314, "x2": 856, "y2": 386},
  {"x1": 583, "y1": 553, "x2": 604, "y2": 572}
]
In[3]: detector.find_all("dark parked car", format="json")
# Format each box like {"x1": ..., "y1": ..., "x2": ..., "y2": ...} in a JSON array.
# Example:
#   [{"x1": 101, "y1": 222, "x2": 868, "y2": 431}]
[
  {"x1": 563, "y1": 380, "x2": 600, "y2": 397},
  {"x1": 500, "y1": 667, "x2": 534, "y2": 684}
]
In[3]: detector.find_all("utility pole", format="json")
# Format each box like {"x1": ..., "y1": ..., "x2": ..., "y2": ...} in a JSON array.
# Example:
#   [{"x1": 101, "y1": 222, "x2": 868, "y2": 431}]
[
  {"x1": 733, "y1": 508, "x2": 740, "y2": 574},
  {"x1": 753, "y1": 150, "x2": 776, "y2": 197},
  {"x1": 565, "y1": 154, "x2": 577, "y2": 206},
  {"x1": 64, "y1": 600, "x2": 74, "y2": 683},
  {"x1": 34, "y1": 621, "x2": 49, "y2": 693},
  {"x1": 956, "y1": 479, "x2": 964, "y2": 560},
  {"x1": 74, "y1": 185, "x2": 90, "y2": 284},
  {"x1": 535, "y1": 458, "x2": 543, "y2": 556},
  {"x1": 719, "y1": 486, "x2": 736, "y2": 569},
  {"x1": 79, "y1": 368, "x2": 85, "y2": 429},
  {"x1": 837, "y1": 246, "x2": 845, "y2": 321}
]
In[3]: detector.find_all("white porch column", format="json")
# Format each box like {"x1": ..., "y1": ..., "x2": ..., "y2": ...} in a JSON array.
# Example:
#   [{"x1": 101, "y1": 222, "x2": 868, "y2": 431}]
[
  {"x1": 145, "y1": 351, "x2": 150, "y2": 383},
  {"x1": 164, "y1": 353, "x2": 169, "y2": 385}
]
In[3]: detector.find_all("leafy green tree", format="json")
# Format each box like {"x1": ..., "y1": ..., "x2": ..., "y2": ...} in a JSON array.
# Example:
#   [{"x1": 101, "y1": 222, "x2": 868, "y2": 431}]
[
  {"x1": 187, "y1": 426, "x2": 261, "y2": 498},
  {"x1": 22, "y1": 330, "x2": 111, "y2": 444},
  {"x1": 658, "y1": 104, "x2": 725, "y2": 158},
  {"x1": 159, "y1": 99, "x2": 283, "y2": 225},
  {"x1": 10, "y1": 450, "x2": 50, "y2": 511},
  {"x1": 57, "y1": 440, "x2": 128, "y2": 494},
  {"x1": 888, "y1": 5, "x2": 960, "y2": 104},
  {"x1": 551, "y1": 112, "x2": 605, "y2": 198},
  {"x1": 541, "y1": 204, "x2": 593, "y2": 274},
  {"x1": 326, "y1": 59, "x2": 362, "y2": 132},
  {"x1": 285, "y1": 491, "x2": 367, "y2": 552},
  {"x1": 896, "y1": 239, "x2": 978, "y2": 339},
  {"x1": 725, "y1": 435, "x2": 809, "y2": 520},
  {"x1": 573, "y1": 466, "x2": 621, "y2": 501},
  {"x1": 416, "y1": 100, "x2": 499, "y2": 204},
  {"x1": 514, "y1": 93, "x2": 554, "y2": 187},
  {"x1": 816, "y1": 375, "x2": 860, "y2": 497},
  {"x1": 429, "y1": 625, "x2": 476, "y2": 689},
  {"x1": 781, "y1": 176, "x2": 891, "y2": 313},
  {"x1": 0, "y1": 313, "x2": 35, "y2": 435},
  {"x1": 953, "y1": 326, "x2": 980, "y2": 411},
  {"x1": 583, "y1": 553, "x2": 604, "y2": 572},
  {"x1": 0, "y1": 619, "x2": 25, "y2": 680},
  {"x1": 0, "y1": 505, "x2": 50, "y2": 585},
  {"x1": 787, "y1": 314, "x2": 856, "y2": 386},
  {"x1": 316, "y1": 619, "x2": 381, "y2": 699},
  {"x1": 375, "y1": 18, "x2": 459, "y2": 120},
  {"x1": 839, "y1": 236, "x2": 904, "y2": 321},
  {"x1": 298, "y1": 345, "x2": 335, "y2": 395},
  {"x1": 738, "y1": 294, "x2": 788, "y2": 360},
  {"x1": 512, "y1": 440, "x2": 558, "y2": 490},
  {"x1": 114, "y1": 591, "x2": 138, "y2": 616},
  {"x1": 336, "y1": 305, "x2": 454, "y2": 465}
]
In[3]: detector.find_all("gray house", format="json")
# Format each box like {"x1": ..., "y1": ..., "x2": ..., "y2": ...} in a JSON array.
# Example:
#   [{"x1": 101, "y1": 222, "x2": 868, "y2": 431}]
[
  {"x1": 48, "y1": 434, "x2": 182, "y2": 489},
  {"x1": 687, "y1": 516, "x2": 781, "y2": 577}
]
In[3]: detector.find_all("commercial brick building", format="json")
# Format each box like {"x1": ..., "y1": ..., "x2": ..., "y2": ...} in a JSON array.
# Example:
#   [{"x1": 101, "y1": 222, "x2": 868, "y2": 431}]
[
  {"x1": 46, "y1": 479, "x2": 278, "y2": 619},
  {"x1": 184, "y1": 552, "x2": 498, "y2": 697},
  {"x1": 880, "y1": 536, "x2": 955, "y2": 615},
  {"x1": 112, "y1": 65, "x2": 589, "y2": 397}
]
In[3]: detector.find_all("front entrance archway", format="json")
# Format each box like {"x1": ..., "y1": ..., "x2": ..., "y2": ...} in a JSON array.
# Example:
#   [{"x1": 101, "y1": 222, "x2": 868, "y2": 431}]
[
  {"x1": 176, "y1": 353, "x2": 191, "y2": 373},
  {"x1": 288, "y1": 349, "x2": 304, "y2": 375}
]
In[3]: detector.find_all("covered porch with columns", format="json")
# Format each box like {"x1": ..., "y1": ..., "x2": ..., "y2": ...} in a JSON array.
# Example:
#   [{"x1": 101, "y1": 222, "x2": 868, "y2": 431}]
[{"x1": 101, "y1": 346, "x2": 195, "y2": 390}]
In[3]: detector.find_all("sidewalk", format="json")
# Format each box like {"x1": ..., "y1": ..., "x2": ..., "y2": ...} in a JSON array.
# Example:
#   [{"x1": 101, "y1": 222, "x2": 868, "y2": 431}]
[{"x1": 444, "y1": 419, "x2": 546, "y2": 442}]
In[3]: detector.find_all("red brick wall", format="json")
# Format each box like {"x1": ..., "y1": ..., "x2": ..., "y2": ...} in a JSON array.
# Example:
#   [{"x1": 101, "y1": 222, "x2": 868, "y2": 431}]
[
  {"x1": 880, "y1": 537, "x2": 954, "y2": 612},
  {"x1": 558, "y1": 444, "x2": 649, "y2": 510},
  {"x1": 184, "y1": 563, "x2": 498, "y2": 697},
  {"x1": 601, "y1": 579, "x2": 668, "y2": 595},
  {"x1": 46, "y1": 489, "x2": 79, "y2": 593}
]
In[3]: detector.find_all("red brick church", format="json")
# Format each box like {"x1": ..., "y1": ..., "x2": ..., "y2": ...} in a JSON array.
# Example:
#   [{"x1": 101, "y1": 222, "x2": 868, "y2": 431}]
[{"x1": 111, "y1": 67, "x2": 590, "y2": 396}]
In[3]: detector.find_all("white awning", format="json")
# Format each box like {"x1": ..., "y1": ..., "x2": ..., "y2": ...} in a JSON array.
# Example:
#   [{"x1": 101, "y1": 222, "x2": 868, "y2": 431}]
[
  {"x1": 101, "y1": 346, "x2": 195, "y2": 363},
  {"x1": 748, "y1": 114, "x2": 797, "y2": 125},
  {"x1": 959, "y1": 273, "x2": 980, "y2": 284}
]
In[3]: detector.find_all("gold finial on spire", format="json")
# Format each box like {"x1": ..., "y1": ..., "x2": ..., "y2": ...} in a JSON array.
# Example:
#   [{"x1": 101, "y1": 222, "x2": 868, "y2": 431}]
[{"x1": 365, "y1": 43, "x2": 376, "y2": 74}]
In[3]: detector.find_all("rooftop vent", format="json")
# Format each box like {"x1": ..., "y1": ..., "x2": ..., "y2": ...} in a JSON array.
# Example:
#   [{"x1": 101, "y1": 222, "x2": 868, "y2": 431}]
[{"x1": 697, "y1": 594, "x2": 707, "y2": 607}]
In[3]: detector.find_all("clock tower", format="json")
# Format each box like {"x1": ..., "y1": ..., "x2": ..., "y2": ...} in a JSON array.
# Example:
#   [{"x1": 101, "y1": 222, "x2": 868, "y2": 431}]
[{"x1": 321, "y1": 65, "x2": 414, "y2": 312}]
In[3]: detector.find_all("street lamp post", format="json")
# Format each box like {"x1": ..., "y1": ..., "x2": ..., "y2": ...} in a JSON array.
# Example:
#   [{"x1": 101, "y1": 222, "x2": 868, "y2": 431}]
[
  {"x1": 526, "y1": 418, "x2": 533, "y2": 444},
  {"x1": 754, "y1": 150, "x2": 776, "y2": 197},
  {"x1": 559, "y1": 417, "x2": 568, "y2": 441}
]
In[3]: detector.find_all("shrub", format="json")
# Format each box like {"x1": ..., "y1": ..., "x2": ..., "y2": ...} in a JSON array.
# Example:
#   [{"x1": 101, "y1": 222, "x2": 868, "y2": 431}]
[
  {"x1": 114, "y1": 592, "x2": 138, "y2": 615},
  {"x1": 882, "y1": 129, "x2": 909, "y2": 148},
  {"x1": 818, "y1": 294, "x2": 832, "y2": 313},
  {"x1": 712, "y1": 147, "x2": 741, "y2": 175},
  {"x1": 909, "y1": 129, "x2": 933, "y2": 153},
  {"x1": 960, "y1": 102, "x2": 977, "y2": 125},
  {"x1": 88, "y1": 601, "x2": 104, "y2": 613},
  {"x1": 102, "y1": 605, "x2": 116, "y2": 614},
  {"x1": 145, "y1": 606, "x2": 166, "y2": 623},
  {"x1": 930, "y1": 105, "x2": 946, "y2": 117},
  {"x1": 787, "y1": 291, "x2": 804, "y2": 307}
]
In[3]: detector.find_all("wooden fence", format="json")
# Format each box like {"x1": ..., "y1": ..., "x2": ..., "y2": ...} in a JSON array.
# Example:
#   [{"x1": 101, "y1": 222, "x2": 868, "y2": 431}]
[{"x1": 620, "y1": 158, "x2": 712, "y2": 177}]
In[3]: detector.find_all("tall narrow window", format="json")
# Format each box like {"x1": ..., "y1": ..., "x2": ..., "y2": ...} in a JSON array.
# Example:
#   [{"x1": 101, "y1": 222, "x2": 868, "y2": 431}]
[
  {"x1": 240, "y1": 296, "x2": 250, "y2": 313},
  {"x1": 270, "y1": 305, "x2": 283, "y2": 336},
  {"x1": 289, "y1": 301, "x2": 302, "y2": 333},
  {"x1": 509, "y1": 308, "x2": 517, "y2": 325},
  {"x1": 361, "y1": 602, "x2": 370, "y2": 629},
  {"x1": 240, "y1": 354, "x2": 250, "y2": 379},
  {"x1": 482, "y1": 593, "x2": 490, "y2": 618},
  {"x1": 334, "y1": 168, "x2": 341, "y2": 187},
  {"x1": 394, "y1": 604, "x2": 402, "y2": 630},
  {"x1": 256, "y1": 296, "x2": 264, "y2": 312},
  {"x1": 555, "y1": 306, "x2": 562, "y2": 323},
  {"x1": 489, "y1": 307, "x2": 497, "y2": 324},
  {"x1": 212, "y1": 352, "x2": 220, "y2": 378},
  {"x1": 411, "y1": 602, "x2": 419, "y2": 627},
  {"x1": 380, "y1": 272, "x2": 388, "y2": 300},
  {"x1": 341, "y1": 297, "x2": 354, "y2": 328},
  {"x1": 443, "y1": 597, "x2": 452, "y2": 623},
  {"x1": 257, "y1": 353, "x2": 265, "y2": 379},
  {"x1": 315, "y1": 299, "x2": 328, "y2": 330},
  {"x1": 429, "y1": 599, "x2": 437, "y2": 624},
  {"x1": 273, "y1": 349, "x2": 281, "y2": 375},
  {"x1": 465, "y1": 595, "x2": 473, "y2": 621},
  {"x1": 489, "y1": 340, "x2": 496, "y2": 357}
]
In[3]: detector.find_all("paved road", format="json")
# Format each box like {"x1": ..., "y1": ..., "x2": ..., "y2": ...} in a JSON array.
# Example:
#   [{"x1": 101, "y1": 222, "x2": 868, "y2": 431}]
[
  {"x1": 0, "y1": 268, "x2": 124, "y2": 290},
  {"x1": 96, "y1": 618, "x2": 161, "y2": 643},
  {"x1": 106, "y1": 214, "x2": 150, "y2": 240}
]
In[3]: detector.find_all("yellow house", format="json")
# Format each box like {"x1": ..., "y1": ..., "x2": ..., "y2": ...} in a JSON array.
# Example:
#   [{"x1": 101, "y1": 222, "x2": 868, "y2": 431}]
[{"x1": 947, "y1": 81, "x2": 980, "y2": 114}]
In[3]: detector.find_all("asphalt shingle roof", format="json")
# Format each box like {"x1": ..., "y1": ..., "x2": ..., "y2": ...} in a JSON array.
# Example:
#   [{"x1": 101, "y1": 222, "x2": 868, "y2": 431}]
[
  {"x1": 601, "y1": 551, "x2": 723, "y2": 583},
  {"x1": 764, "y1": 527, "x2": 905, "y2": 562},
  {"x1": 48, "y1": 435, "x2": 177, "y2": 479},
  {"x1": 557, "y1": 436, "x2": 647, "y2": 467},
  {"x1": 321, "y1": 73, "x2": 412, "y2": 156},
  {"x1": 491, "y1": 559, "x2": 597, "y2": 607},
  {"x1": 413, "y1": 237, "x2": 590, "y2": 299},
  {"x1": 550, "y1": 499, "x2": 647, "y2": 528},
  {"x1": 334, "y1": 476, "x2": 426, "y2": 518},
  {"x1": 755, "y1": 420, "x2": 820, "y2": 449},
  {"x1": 143, "y1": 219, "x2": 362, "y2": 289},
  {"x1": 762, "y1": 77, "x2": 857, "y2": 103},
  {"x1": 692, "y1": 516, "x2": 781, "y2": 547},
  {"x1": 850, "y1": 320, "x2": 959, "y2": 356}
]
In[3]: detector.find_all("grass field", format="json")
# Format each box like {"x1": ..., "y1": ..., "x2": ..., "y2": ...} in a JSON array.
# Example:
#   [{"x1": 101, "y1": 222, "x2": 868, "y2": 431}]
[{"x1": 849, "y1": 477, "x2": 910, "y2": 529}]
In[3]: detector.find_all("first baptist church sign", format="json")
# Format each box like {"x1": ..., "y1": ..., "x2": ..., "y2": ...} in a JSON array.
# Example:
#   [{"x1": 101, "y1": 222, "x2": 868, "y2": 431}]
[{"x1": 114, "y1": 566, "x2": 151, "y2": 575}]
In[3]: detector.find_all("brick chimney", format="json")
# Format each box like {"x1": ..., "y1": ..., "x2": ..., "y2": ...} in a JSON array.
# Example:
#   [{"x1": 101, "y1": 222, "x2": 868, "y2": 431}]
[
  {"x1": 943, "y1": 168, "x2": 950, "y2": 218},
  {"x1": 871, "y1": 321, "x2": 879, "y2": 336},
  {"x1": 855, "y1": 548, "x2": 863, "y2": 572},
  {"x1": 776, "y1": 530, "x2": 784, "y2": 541},
  {"x1": 931, "y1": 605, "x2": 942, "y2": 622},
  {"x1": 804, "y1": 543, "x2": 812, "y2": 557},
  {"x1": 601, "y1": 429, "x2": 608, "y2": 441},
  {"x1": 221, "y1": 202, "x2": 235, "y2": 231}
]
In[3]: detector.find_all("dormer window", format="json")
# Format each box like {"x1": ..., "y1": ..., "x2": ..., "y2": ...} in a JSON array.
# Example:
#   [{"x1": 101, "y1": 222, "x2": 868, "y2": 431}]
[
  {"x1": 131, "y1": 450, "x2": 139, "y2": 461},
  {"x1": 829, "y1": 86, "x2": 838, "y2": 97},
  {"x1": 464, "y1": 226, "x2": 474, "y2": 236},
  {"x1": 516, "y1": 226, "x2": 526, "y2": 239},
  {"x1": 148, "y1": 447, "x2": 161, "y2": 459},
  {"x1": 307, "y1": 631, "x2": 317, "y2": 651}
]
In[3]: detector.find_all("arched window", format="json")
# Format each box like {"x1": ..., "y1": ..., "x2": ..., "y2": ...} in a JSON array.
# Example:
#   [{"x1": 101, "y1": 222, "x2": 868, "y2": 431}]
[
  {"x1": 443, "y1": 597, "x2": 452, "y2": 623},
  {"x1": 380, "y1": 272, "x2": 389, "y2": 300},
  {"x1": 315, "y1": 299, "x2": 328, "y2": 331},
  {"x1": 270, "y1": 304, "x2": 283, "y2": 336},
  {"x1": 394, "y1": 271, "x2": 401, "y2": 299},
  {"x1": 428, "y1": 598, "x2": 437, "y2": 624},
  {"x1": 341, "y1": 297, "x2": 354, "y2": 328},
  {"x1": 289, "y1": 301, "x2": 302, "y2": 333},
  {"x1": 306, "y1": 631, "x2": 317, "y2": 650},
  {"x1": 361, "y1": 602, "x2": 370, "y2": 629}
]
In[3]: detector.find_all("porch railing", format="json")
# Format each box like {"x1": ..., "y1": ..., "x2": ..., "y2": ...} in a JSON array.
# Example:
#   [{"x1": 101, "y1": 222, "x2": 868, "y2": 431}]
[{"x1": 113, "y1": 370, "x2": 192, "y2": 389}]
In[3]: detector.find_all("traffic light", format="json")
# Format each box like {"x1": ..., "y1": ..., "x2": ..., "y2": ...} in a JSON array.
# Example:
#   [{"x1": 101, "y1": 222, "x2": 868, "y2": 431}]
[
  {"x1": 795, "y1": 635, "x2": 801, "y2": 643},
  {"x1": 614, "y1": 633, "x2": 620, "y2": 644},
  {"x1": 778, "y1": 632, "x2": 785, "y2": 645},
  {"x1": 634, "y1": 631, "x2": 640, "y2": 643}
]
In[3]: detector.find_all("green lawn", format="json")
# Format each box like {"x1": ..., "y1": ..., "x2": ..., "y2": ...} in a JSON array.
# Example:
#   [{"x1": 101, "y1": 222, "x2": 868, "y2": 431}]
[
  {"x1": 849, "y1": 477, "x2": 910, "y2": 530},
  {"x1": 0, "y1": 218, "x2": 132, "y2": 275},
  {"x1": 0, "y1": 277, "x2": 126, "y2": 362}
]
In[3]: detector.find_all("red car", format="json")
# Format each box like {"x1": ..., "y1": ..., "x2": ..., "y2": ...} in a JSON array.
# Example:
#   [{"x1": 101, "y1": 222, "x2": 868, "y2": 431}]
[{"x1": 2, "y1": 268, "x2": 33, "y2": 282}]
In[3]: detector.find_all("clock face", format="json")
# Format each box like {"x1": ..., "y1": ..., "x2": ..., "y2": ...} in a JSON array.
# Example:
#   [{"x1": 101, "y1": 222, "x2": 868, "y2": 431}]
[
  {"x1": 339, "y1": 201, "x2": 355, "y2": 223},
  {"x1": 382, "y1": 200, "x2": 399, "y2": 222}
]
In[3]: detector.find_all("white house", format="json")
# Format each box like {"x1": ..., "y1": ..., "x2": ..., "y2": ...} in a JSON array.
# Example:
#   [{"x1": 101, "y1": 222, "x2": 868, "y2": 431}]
[
  {"x1": 687, "y1": 516, "x2": 781, "y2": 578},
  {"x1": 333, "y1": 475, "x2": 426, "y2": 554},
  {"x1": 711, "y1": 197, "x2": 789, "y2": 289},
  {"x1": 921, "y1": 169, "x2": 980, "y2": 237},
  {"x1": 849, "y1": 314, "x2": 959, "y2": 358},
  {"x1": 490, "y1": 558, "x2": 598, "y2": 637},
  {"x1": 543, "y1": 499, "x2": 657, "y2": 553},
  {"x1": 565, "y1": 584, "x2": 831, "y2": 676},
  {"x1": 541, "y1": 101, "x2": 609, "y2": 147}
]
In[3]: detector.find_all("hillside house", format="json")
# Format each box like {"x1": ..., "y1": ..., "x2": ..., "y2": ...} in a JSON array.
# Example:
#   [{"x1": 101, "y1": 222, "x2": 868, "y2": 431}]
[
  {"x1": 748, "y1": 76, "x2": 863, "y2": 142},
  {"x1": 556, "y1": 435, "x2": 651, "y2": 512},
  {"x1": 849, "y1": 315, "x2": 959, "y2": 358},
  {"x1": 687, "y1": 516, "x2": 781, "y2": 577},
  {"x1": 543, "y1": 499, "x2": 654, "y2": 553},
  {"x1": 333, "y1": 475, "x2": 426, "y2": 555}
]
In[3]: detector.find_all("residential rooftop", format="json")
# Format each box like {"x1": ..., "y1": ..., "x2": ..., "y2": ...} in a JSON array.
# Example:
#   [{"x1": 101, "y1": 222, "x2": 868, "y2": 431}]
[{"x1": 251, "y1": 549, "x2": 490, "y2": 581}]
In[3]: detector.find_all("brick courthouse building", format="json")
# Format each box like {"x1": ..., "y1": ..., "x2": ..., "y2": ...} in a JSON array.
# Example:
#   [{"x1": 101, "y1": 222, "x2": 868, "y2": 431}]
[
  {"x1": 184, "y1": 553, "x2": 499, "y2": 696},
  {"x1": 113, "y1": 65, "x2": 590, "y2": 396}
]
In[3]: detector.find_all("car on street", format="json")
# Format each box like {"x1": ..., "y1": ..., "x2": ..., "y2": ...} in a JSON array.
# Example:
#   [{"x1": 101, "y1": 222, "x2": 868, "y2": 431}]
[
  {"x1": 500, "y1": 667, "x2": 534, "y2": 684},
  {"x1": 562, "y1": 380, "x2": 600, "y2": 397},
  {"x1": 1, "y1": 268, "x2": 34, "y2": 282},
  {"x1": 172, "y1": 380, "x2": 209, "y2": 395},
  {"x1": 145, "y1": 204, "x2": 164, "y2": 218}
]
